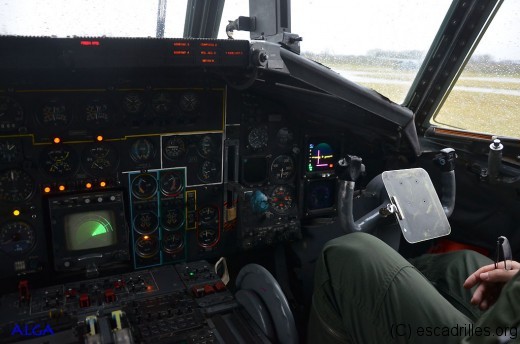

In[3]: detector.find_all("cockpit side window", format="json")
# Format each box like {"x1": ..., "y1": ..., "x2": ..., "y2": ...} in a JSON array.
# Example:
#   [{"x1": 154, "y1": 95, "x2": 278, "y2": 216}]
[{"x1": 431, "y1": 0, "x2": 520, "y2": 139}]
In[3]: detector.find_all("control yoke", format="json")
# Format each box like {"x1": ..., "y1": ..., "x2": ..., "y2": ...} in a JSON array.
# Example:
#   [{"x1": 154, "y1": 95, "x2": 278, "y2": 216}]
[{"x1": 337, "y1": 149, "x2": 456, "y2": 244}]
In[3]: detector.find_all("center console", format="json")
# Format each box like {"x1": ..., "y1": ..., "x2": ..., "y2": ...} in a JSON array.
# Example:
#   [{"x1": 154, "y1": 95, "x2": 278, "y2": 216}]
[{"x1": 0, "y1": 260, "x2": 269, "y2": 343}]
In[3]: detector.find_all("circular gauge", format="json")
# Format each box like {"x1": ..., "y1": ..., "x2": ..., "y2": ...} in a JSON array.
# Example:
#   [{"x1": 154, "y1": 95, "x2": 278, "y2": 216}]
[
  {"x1": 0, "y1": 169, "x2": 34, "y2": 203},
  {"x1": 247, "y1": 126, "x2": 268, "y2": 150},
  {"x1": 270, "y1": 155, "x2": 295, "y2": 181},
  {"x1": 269, "y1": 185, "x2": 294, "y2": 213},
  {"x1": 197, "y1": 135, "x2": 216, "y2": 158},
  {"x1": 276, "y1": 127, "x2": 294, "y2": 146},
  {"x1": 151, "y1": 92, "x2": 173, "y2": 115},
  {"x1": 0, "y1": 96, "x2": 24, "y2": 132},
  {"x1": 163, "y1": 231, "x2": 184, "y2": 254},
  {"x1": 198, "y1": 206, "x2": 218, "y2": 223},
  {"x1": 135, "y1": 235, "x2": 159, "y2": 258},
  {"x1": 197, "y1": 227, "x2": 219, "y2": 248},
  {"x1": 160, "y1": 171, "x2": 183, "y2": 196},
  {"x1": 130, "y1": 138, "x2": 156, "y2": 163},
  {"x1": 121, "y1": 93, "x2": 146, "y2": 115},
  {"x1": 198, "y1": 160, "x2": 218, "y2": 183},
  {"x1": 39, "y1": 100, "x2": 70, "y2": 127},
  {"x1": 81, "y1": 144, "x2": 119, "y2": 176},
  {"x1": 0, "y1": 221, "x2": 35, "y2": 255},
  {"x1": 83, "y1": 100, "x2": 112, "y2": 126},
  {"x1": 307, "y1": 180, "x2": 335, "y2": 210},
  {"x1": 0, "y1": 140, "x2": 22, "y2": 164},
  {"x1": 133, "y1": 211, "x2": 159, "y2": 234},
  {"x1": 161, "y1": 203, "x2": 185, "y2": 230},
  {"x1": 163, "y1": 136, "x2": 186, "y2": 161},
  {"x1": 131, "y1": 174, "x2": 157, "y2": 199},
  {"x1": 40, "y1": 146, "x2": 79, "y2": 177},
  {"x1": 179, "y1": 92, "x2": 200, "y2": 113}
]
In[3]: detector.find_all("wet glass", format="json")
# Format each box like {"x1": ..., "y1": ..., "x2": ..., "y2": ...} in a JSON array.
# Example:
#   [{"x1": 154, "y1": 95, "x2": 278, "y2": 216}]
[
  {"x1": 291, "y1": 0, "x2": 452, "y2": 104},
  {"x1": 0, "y1": 0, "x2": 190, "y2": 38},
  {"x1": 432, "y1": 0, "x2": 520, "y2": 139}
]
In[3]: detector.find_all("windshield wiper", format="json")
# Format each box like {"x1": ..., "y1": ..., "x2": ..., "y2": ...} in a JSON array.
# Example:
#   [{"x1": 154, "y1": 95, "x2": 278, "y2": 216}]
[{"x1": 156, "y1": 0, "x2": 168, "y2": 38}]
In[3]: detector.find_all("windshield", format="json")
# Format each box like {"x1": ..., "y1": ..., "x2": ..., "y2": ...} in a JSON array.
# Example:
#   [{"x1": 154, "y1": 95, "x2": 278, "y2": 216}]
[
  {"x1": 292, "y1": 0, "x2": 452, "y2": 104},
  {"x1": 0, "y1": 0, "x2": 187, "y2": 38},
  {"x1": 219, "y1": 0, "x2": 454, "y2": 105}
]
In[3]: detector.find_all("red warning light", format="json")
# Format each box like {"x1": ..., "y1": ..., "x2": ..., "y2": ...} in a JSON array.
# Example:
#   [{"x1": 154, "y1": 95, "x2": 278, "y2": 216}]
[{"x1": 80, "y1": 40, "x2": 100, "y2": 46}]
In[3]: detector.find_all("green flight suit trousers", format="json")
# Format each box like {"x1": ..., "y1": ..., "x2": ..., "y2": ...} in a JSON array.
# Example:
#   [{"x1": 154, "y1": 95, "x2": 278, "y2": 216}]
[{"x1": 307, "y1": 232, "x2": 520, "y2": 343}]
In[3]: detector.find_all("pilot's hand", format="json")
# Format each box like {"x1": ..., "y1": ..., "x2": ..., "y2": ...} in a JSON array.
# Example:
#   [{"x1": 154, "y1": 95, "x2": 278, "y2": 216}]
[{"x1": 463, "y1": 261, "x2": 520, "y2": 310}]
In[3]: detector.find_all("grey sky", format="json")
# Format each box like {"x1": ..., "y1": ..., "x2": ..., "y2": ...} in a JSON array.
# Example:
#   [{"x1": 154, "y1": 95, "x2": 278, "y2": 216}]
[
  {"x1": 0, "y1": 0, "x2": 518, "y2": 61},
  {"x1": 222, "y1": 0, "x2": 520, "y2": 61}
]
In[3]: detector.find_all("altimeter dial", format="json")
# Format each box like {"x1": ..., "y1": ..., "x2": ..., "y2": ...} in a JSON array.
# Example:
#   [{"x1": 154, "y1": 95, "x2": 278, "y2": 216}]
[{"x1": 0, "y1": 169, "x2": 34, "y2": 203}]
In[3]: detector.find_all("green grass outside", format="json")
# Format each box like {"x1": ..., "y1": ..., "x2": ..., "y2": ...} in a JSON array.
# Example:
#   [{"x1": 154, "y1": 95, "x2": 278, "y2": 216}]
[
  {"x1": 322, "y1": 62, "x2": 520, "y2": 139},
  {"x1": 434, "y1": 93, "x2": 520, "y2": 138}
]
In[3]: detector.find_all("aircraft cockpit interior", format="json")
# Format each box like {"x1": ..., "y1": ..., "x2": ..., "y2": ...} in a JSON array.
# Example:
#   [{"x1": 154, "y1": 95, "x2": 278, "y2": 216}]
[{"x1": 0, "y1": 0, "x2": 519, "y2": 343}]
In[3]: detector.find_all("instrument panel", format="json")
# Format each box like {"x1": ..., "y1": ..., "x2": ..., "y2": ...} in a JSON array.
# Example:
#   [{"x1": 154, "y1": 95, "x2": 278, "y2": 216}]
[
  {"x1": 0, "y1": 84, "x2": 348, "y2": 287},
  {"x1": 0, "y1": 37, "x2": 352, "y2": 292},
  {"x1": 0, "y1": 88, "x2": 350, "y2": 293},
  {"x1": 0, "y1": 85, "x2": 229, "y2": 286}
]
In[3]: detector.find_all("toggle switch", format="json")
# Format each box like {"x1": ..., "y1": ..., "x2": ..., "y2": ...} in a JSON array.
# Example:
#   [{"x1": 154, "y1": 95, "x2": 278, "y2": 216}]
[
  {"x1": 105, "y1": 289, "x2": 115, "y2": 303},
  {"x1": 191, "y1": 285, "x2": 205, "y2": 298},
  {"x1": 214, "y1": 281, "x2": 226, "y2": 292},
  {"x1": 203, "y1": 284, "x2": 215, "y2": 295},
  {"x1": 18, "y1": 280, "x2": 30, "y2": 305},
  {"x1": 79, "y1": 293, "x2": 90, "y2": 308}
]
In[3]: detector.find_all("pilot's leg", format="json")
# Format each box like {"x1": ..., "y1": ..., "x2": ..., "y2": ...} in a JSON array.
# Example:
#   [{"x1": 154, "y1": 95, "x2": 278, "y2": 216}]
[
  {"x1": 308, "y1": 232, "x2": 474, "y2": 344},
  {"x1": 410, "y1": 250, "x2": 492, "y2": 321}
]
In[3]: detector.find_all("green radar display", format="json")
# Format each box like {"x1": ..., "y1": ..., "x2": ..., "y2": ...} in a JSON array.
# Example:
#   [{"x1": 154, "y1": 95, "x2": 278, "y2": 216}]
[{"x1": 64, "y1": 210, "x2": 117, "y2": 250}]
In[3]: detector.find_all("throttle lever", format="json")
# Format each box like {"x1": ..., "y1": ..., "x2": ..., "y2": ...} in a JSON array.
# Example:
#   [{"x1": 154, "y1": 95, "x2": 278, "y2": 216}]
[
  {"x1": 488, "y1": 138, "x2": 503, "y2": 184},
  {"x1": 485, "y1": 138, "x2": 520, "y2": 184}
]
